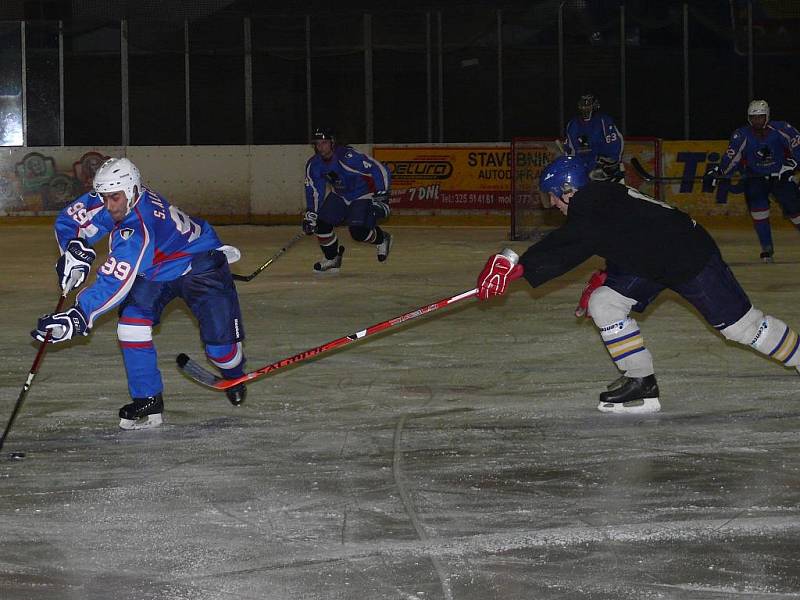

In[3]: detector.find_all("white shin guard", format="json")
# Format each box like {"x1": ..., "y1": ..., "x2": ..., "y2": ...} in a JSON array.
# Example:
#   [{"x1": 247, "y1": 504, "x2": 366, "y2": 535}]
[
  {"x1": 721, "y1": 307, "x2": 800, "y2": 367},
  {"x1": 590, "y1": 286, "x2": 655, "y2": 378}
]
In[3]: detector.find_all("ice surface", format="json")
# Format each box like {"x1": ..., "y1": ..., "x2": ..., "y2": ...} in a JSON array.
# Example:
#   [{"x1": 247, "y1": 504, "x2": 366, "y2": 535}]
[{"x1": 1, "y1": 225, "x2": 799, "y2": 599}]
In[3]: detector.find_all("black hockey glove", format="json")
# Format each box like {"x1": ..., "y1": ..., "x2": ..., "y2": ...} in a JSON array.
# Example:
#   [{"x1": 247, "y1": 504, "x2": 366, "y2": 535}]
[
  {"x1": 703, "y1": 165, "x2": 721, "y2": 190},
  {"x1": 777, "y1": 159, "x2": 798, "y2": 184},
  {"x1": 31, "y1": 306, "x2": 89, "y2": 344},
  {"x1": 590, "y1": 157, "x2": 622, "y2": 182},
  {"x1": 56, "y1": 238, "x2": 96, "y2": 293},
  {"x1": 302, "y1": 210, "x2": 318, "y2": 235},
  {"x1": 371, "y1": 190, "x2": 391, "y2": 219}
]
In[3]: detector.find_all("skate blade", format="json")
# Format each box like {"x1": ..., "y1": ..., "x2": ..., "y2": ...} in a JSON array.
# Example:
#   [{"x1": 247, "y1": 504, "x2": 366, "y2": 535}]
[
  {"x1": 119, "y1": 413, "x2": 163, "y2": 430},
  {"x1": 597, "y1": 397, "x2": 661, "y2": 414},
  {"x1": 312, "y1": 267, "x2": 340, "y2": 274}
]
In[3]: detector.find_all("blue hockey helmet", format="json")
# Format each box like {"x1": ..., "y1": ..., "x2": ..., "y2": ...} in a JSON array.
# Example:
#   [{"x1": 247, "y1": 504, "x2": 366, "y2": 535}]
[{"x1": 539, "y1": 156, "x2": 590, "y2": 200}]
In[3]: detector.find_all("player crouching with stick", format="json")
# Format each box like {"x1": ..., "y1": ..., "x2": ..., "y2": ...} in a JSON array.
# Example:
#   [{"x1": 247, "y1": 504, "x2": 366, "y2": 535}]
[
  {"x1": 31, "y1": 158, "x2": 248, "y2": 429},
  {"x1": 477, "y1": 155, "x2": 800, "y2": 414}
]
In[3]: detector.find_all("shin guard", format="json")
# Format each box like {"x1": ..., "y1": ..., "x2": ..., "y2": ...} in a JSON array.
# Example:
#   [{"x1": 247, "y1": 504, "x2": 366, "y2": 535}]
[{"x1": 722, "y1": 307, "x2": 800, "y2": 367}]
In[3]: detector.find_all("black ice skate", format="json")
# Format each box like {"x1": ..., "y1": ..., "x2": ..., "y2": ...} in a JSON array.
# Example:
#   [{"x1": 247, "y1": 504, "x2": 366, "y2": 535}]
[
  {"x1": 225, "y1": 383, "x2": 247, "y2": 406},
  {"x1": 313, "y1": 245, "x2": 344, "y2": 273},
  {"x1": 376, "y1": 232, "x2": 393, "y2": 262},
  {"x1": 119, "y1": 393, "x2": 164, "y2": 430},
  {"x1": 760, "y1": 248, "x2": 774, "y2": 264},
  {"x1": 597, "y1": 374, "x2": 660, "y2": 414}
]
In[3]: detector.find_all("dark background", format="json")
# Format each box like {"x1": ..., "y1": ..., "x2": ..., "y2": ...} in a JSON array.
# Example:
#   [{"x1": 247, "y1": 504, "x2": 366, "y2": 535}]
[{"x1": 2, "y1": 0, "x2": 799, "y2": 145}]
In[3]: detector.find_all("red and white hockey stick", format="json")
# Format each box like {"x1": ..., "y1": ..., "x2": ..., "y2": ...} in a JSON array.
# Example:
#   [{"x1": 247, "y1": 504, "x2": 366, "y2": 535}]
[{"x1": 177, "y1": 287, "x2": 479, "y2": 390}]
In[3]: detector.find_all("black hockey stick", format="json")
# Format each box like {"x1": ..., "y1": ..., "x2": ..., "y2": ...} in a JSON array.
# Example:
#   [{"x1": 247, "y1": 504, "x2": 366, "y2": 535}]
[
  {"x1": 232, "y1": 231, "x2": 306, "y2": 282},
  {"x1": 0, "y1": 293, "x2": 67, "y2": 454},
  {"x1": 630, "y1": 157, "x2": 741, "y2": 183},
  {"x1": 177, "y1": 286, "x2": 483, "y2": 390}
]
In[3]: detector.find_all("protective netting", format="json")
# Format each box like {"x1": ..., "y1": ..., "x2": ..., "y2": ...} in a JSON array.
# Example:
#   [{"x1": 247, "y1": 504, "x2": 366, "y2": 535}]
[{"x1": 2, "y1": 1, "x2": 798, "y2": 146}]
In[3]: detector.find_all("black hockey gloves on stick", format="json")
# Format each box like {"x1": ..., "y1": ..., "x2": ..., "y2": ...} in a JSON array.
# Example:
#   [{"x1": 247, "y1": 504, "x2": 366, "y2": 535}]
[
  {"x1": 232, "y1": 231, "x2": 306, "y2": 282},
  {"x1": 0, "y1": 293, "x2": 67, "y2": 453},
  {"x1": 177, "y1": 287, "x2": 480, "y2": 390}
]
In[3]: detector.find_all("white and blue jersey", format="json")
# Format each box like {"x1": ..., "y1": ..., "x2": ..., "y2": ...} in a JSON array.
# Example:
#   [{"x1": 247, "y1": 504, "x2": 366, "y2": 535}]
[
  {"x1": 304, "y1": 145, "x2": 391, "y2": 212},
  {"x1": 55, "y1": 188, "x2": 223, "y2": 328},
  {"x1": 564, "y1": 113, "x2": 624, "y2": 171},
  {"x1": 719, "y1": 120, "x2": 800, "y2": 176}
]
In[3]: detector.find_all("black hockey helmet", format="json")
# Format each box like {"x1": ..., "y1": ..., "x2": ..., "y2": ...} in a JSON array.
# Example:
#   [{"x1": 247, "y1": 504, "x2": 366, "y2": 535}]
[
  {"x1": 577, "y1": 94, "x2": 599, "y2": 119},
  {"x1": 311, "y1": 126, "x2": 335, "y2": 142}
]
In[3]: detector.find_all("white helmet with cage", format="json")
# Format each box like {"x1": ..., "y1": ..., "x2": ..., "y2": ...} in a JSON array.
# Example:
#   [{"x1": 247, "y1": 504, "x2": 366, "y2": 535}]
[
  {"x1": 93, "y1": 157, "x2": 142, "y2": 214},
  {"x1": 747, "y1": 99, "x2": 770, "y2": 125}
]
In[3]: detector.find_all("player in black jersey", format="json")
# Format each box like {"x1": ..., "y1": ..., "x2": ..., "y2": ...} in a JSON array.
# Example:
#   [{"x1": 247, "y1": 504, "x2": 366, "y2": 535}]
[{"x1": 476, "y1": 156, "x2": 800, "y2": 414}]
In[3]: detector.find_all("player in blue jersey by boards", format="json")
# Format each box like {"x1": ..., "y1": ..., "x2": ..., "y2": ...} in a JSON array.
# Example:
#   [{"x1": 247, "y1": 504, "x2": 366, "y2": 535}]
[
  {"x1": 302, "y1": 127, "x2": 393, "y2": 272},
  {"x1": 564, "y1": 93, "x2": 625, "y2": 183},
  {"x1": 563, "y1": 93, "x2": 625, "y2": 317},
  {"x1": 476, "y1": 156, "x2": 800, "y2": 415},
  {"x1": 708, "y1": 99, "x2": 800, "y2": 263},
  {"x1": 31, "y1": 158, "x2": 248, "y2": 430}
]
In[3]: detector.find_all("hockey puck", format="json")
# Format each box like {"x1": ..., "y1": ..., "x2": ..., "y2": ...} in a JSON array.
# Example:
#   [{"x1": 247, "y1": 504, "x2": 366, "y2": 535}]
[{"x1": 9, "y1": 452, "x2": 26, "y2": 460}]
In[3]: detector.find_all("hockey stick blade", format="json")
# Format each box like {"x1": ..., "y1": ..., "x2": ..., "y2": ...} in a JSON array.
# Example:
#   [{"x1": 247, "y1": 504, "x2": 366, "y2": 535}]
[
  {"x1": 176, "y1": 353, "x2": 222, "y2": 387},
  {"x1": 232, "y1": 231, "x2": 306, "y2": 282},
  {"x1": 176, "y1": 287, "x2": 480, "y2": 391}
]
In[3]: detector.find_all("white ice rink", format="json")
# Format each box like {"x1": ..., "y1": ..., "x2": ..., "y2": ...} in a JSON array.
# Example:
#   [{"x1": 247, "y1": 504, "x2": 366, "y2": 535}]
[{"x1": 1, "y1": 224, "x2": 799, "y2": 599}]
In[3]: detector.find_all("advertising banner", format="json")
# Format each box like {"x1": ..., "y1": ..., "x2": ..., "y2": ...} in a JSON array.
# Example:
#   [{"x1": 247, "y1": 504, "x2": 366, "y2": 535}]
[
  {"x1": 660, "y1": 140, "x2": 748, "y2": 216},
  {"x1": 373, "y1": 145, "x2": 512, "y2": 211},
  {"x1": 375, "y1": 140, "x2": 659, "y2": 213}
]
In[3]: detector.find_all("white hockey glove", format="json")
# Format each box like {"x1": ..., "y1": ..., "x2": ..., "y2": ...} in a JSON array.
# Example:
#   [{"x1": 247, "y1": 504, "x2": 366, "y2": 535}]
[
  {"x1": 31, "y1": 306, "x2": 89, "y2": 344},
  {"x1": 56, "y1": 238, "x2": 96, "y2": 293},
  {"x1": 302, "y1": 210, "x2": 318, "y2": 235}
]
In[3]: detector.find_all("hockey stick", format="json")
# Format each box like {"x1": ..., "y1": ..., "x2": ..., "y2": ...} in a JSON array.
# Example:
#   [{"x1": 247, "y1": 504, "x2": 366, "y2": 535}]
[
  {"x1": 177, "y1": 287, "x2": 480, "y2": 390},
  {"x1": 630, "y1": 157, "x2": 742, "y2": 183},
  {"x1": 0, "y1": 293, "x2": 67, "y2": 454},
  {"x1": 232, "y1": 231, "x2": 305, "y2": 282}
]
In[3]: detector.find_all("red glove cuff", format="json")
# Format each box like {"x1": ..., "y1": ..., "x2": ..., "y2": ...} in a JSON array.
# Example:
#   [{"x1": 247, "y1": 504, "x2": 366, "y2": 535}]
[{"x1": 575, "y1": 269, "x2": 607, "y2": 317}]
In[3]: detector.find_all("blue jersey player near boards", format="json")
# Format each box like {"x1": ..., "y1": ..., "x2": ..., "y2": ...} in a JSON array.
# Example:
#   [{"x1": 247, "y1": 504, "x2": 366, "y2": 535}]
[
  {"x1": 302, "y1": 127, "x2": 393, "y2": 272},
  {"x1": 709, "y1": 99, "x2": 800, "y2": 263},
  {"x1": 563, "y1": 93, "x2": 625, "y2": 183},
  {"x1": 31, "y1": 158, "x2": 247, "y2": 430}
]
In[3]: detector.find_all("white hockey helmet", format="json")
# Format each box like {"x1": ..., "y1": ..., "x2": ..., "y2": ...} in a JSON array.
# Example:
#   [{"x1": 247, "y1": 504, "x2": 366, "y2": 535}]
[
  {"x1": 747, "y1": 99, "x2": 769, "y2": 125},
  {"x1": 93, "y1": 157, "x2": 142, "y2": 214}
]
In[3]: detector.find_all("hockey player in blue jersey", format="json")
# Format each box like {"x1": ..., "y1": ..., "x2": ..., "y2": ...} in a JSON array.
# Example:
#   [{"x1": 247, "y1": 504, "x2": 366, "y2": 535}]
[
  {"x1": 31, "y1": 158, "x2": 248, "y2": 429},
  {"x1": 563, "y1": 93, "x2": 624, "y2": 317},
  {"x1": 302, "y1": 127, "x2": 393, "y2": 272},
  {"x1": 564, "y1": 94, "x2": 625, "y2": 183},
  {"x1": 708, "y1": 99, "x2": 800, "y2": 263}
]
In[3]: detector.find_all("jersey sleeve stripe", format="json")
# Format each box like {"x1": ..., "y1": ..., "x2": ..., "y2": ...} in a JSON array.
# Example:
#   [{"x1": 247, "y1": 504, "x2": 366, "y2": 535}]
[{"x1": 85, "y1": 211, "x2": 149, "y2": 328}]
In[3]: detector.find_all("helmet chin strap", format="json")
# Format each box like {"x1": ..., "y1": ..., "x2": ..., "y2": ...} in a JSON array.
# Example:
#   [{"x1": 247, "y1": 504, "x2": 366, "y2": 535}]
[{"x1": 125, "y1": 186, "x2": 141, "y2": 216}]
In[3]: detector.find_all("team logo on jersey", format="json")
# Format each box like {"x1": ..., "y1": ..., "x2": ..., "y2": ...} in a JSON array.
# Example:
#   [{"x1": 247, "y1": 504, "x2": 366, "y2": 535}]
[{"x1": 119, "y1": 228, "x2": 135, "y2": 240}]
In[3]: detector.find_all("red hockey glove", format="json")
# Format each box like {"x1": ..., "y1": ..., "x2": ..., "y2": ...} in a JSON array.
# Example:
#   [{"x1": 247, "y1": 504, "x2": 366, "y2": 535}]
[
  {"x1": 477, "y1": 250, "x2": 523, "y2": 301},
  {"x1": 574, "y1": 269, "x2": 607, "y2": 317}
]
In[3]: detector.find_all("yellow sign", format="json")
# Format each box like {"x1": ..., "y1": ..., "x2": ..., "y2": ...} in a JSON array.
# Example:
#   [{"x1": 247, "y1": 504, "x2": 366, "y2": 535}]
[
  {"x1": 374, "y1": 146, "x2": 513, "y2": 209},
  {"x1": 660, "y1": 140, "x2": 748, "y2": 216}
]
